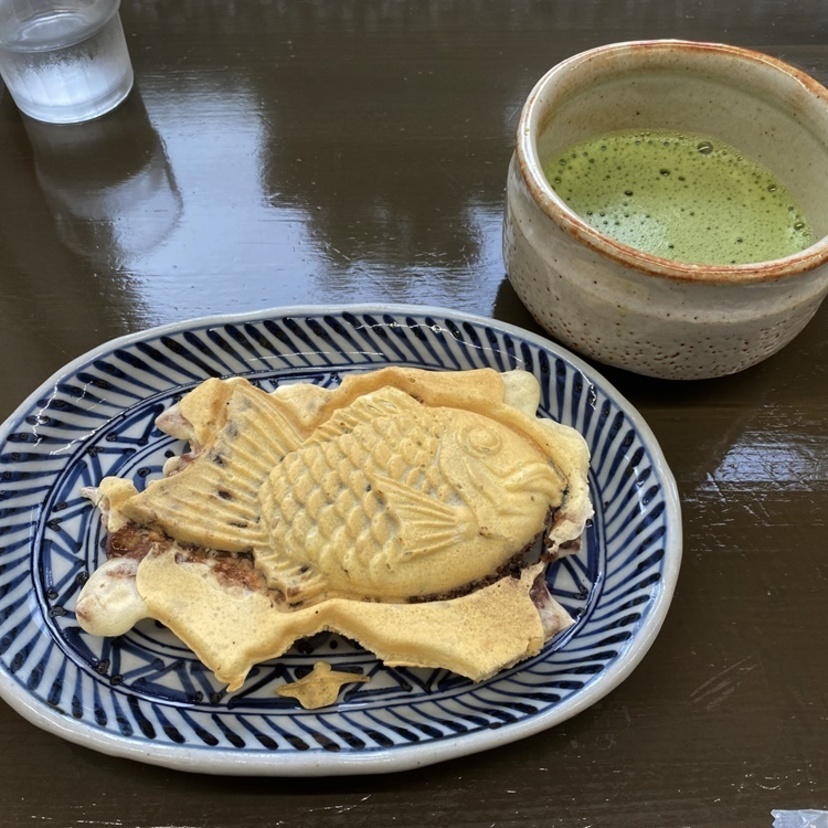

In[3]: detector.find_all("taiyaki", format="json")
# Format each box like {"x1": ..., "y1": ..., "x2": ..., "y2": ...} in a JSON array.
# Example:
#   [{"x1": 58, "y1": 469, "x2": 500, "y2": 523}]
[{"x1": 75, "y1": 367, "x2": 593, "y2": 694}]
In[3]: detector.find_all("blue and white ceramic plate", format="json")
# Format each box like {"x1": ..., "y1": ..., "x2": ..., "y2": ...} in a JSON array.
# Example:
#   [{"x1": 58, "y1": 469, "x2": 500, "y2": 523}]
[{"x1": 0, "y1": 305, "x2": 681, "y2": 776}]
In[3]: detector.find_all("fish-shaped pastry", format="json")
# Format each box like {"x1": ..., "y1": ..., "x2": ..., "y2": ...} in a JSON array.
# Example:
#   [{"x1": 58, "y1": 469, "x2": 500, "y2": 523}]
[
  {"x1": 116, "y1": 367, "x2": 587, "y2": 605},
  {"x1": 76, "y1": 367, "x2": 593, "y2": 692},
  {"x1": 259, "y1": 383, "x2": 568, "y2": 603}
]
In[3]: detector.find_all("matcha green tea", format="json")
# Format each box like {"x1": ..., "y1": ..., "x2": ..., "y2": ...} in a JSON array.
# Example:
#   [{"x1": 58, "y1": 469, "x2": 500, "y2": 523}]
[{"x1": 544, "y1": 130, "x2": 815, "y2": 264}]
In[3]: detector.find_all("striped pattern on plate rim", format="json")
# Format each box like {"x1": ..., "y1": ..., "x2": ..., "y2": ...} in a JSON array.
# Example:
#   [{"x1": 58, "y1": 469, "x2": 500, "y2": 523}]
[{"x1": 0, "y1": 306, "x2": 680, "y2": 774}]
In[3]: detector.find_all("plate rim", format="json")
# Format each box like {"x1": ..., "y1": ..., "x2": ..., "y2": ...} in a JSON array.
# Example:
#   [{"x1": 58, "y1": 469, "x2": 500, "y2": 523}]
[{"x1": 0, "y1": 303, "x2": 682, "y2": 776}]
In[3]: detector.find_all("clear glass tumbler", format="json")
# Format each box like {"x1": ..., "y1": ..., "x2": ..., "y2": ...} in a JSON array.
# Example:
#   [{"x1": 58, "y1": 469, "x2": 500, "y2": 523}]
[{"x1": 0, "y1": 0, "x2": 133, "y2": 123}]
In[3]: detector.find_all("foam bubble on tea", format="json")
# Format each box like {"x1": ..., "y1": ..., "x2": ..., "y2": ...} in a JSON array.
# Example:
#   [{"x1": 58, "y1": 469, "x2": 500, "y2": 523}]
[{"x1": 544, "y1": 130, "x2": 815, "y2": 265}]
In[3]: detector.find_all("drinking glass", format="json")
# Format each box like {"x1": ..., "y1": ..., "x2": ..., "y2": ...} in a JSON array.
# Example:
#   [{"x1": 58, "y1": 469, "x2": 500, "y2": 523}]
[{"x1": 0, "y1": 0, "x2": 133, "y2": 123}]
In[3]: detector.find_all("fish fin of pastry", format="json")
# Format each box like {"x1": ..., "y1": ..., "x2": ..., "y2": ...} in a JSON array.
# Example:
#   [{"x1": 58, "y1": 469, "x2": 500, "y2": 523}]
[
  {"x1": 255, "y1": 553, "x2": 328, "y2": 605},
  {"x1": 123, "y1": 382, "x2": 303, "y2": 552},
  {"x1": 371, "y1": 473, "x2": 475, "y2": 559}
]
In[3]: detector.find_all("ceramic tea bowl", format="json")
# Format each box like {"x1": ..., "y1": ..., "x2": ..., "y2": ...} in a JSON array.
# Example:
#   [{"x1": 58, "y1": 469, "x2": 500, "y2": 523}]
[{"x1": 503, "y1": 40, "x2": 828, "y2": 380}]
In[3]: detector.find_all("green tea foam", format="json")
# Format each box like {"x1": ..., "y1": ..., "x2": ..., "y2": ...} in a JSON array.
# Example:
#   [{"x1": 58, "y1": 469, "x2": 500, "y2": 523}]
[{"x1": 544, "y1": 130, "x2": 815, "y2": 265}]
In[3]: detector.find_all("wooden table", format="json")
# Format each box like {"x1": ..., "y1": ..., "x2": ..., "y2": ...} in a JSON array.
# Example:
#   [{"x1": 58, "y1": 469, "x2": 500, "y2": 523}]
[{"x1": 1, "y1": 2, "x2": 825, "y2": 825}]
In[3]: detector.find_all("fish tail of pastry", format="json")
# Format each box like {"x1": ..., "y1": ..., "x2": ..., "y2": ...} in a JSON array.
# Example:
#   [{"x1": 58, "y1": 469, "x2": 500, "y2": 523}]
[{"x1": 123, "y1": 381, "x2": 304, "y2": 552}]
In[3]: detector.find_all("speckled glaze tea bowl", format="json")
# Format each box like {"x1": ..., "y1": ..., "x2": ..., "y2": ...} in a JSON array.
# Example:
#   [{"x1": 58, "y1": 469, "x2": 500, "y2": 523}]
[{"x1": 504, "y1": 40, "x2": 828, "y2": 380}]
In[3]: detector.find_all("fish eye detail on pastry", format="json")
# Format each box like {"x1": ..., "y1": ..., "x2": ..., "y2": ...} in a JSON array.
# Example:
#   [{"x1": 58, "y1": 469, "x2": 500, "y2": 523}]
[
  {"x1": 74, "y1": 367, "x2": 594, "y2": 696},
  {"x1": 462, "y1": 424, "x2": 502, "y2": 456}
]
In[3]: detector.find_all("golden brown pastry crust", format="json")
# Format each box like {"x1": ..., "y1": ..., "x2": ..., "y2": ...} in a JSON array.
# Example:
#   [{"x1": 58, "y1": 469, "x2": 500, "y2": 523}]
[{"x1": 75, "y1": 368, "x2": 592, "y2": 693}]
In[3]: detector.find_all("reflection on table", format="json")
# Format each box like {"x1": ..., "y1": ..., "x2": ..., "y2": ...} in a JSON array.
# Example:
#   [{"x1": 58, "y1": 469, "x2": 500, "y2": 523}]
[{"x1": 23, "y1": 88, "x2": 182, "y2": 268}]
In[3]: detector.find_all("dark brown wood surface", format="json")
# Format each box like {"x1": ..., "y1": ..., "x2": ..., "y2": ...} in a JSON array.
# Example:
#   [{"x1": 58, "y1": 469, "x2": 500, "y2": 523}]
[{"x1": 1, "y1": 2, "x2": 826, "y2": 826}]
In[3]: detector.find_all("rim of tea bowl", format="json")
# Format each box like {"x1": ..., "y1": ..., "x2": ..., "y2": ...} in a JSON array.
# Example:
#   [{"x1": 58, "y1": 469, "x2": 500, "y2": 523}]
[{"x1": 505, "y1": 39, "x2": 828, "y2": 379}]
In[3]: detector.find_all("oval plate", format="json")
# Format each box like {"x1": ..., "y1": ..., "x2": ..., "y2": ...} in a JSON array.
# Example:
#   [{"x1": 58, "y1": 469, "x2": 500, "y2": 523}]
[{"x1": 0, "y1": 305, "x2": 681, "y2": 776}]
